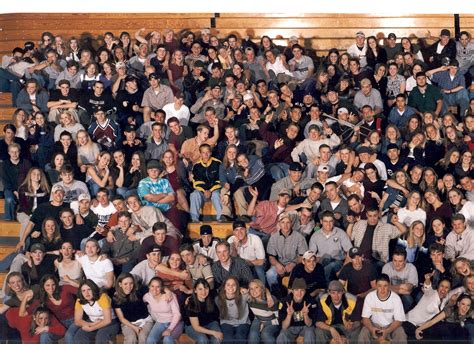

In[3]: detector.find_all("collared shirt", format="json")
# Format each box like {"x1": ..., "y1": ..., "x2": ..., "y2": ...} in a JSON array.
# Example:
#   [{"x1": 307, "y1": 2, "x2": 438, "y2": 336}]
[
  {"x1": 406, "y1": 288, "x2": 446, "y2": 326},
  {"x1": 211, "y1": 257, "x2": 254, "y2": 289},
  {"x1": 445, "y1": 228, "x2": 474, "y2": 261},
  {"x1": 141, "y1": 84, "x2": 174, "y2": 110},
  {"x1": 408, "y1": 84, "x2": 443, "y2": 113},
  {"x1": 351, "y1": 220, "x2": 401, "y2": 263},
  {"x1": 431, "y1": 70, "x2": 466, "y2": 90},
  {"x1": 187, "y1": 261, "x2": 214, "y2": 282},
  {"x1": 228, "y1": 233, "x2": 266, "y2": 261},
  {"x1": 309, "y1": 227, "x2": 352, "y2": 261},
  {"x1": 145, "y1": 137, "x2": 169, "y2": 160},
  {"x1": 456, "y1": 41, "x2": 474, "y2": 73},
  {"x1": 354, "y1": 88, "x2": 383, "y2": 111},
  {"x1": 267, "y1": 229, "x2": 308, "y2": 265},
  {"x1": 137, "y1": 177, "x2": 174, "y2": 212}
]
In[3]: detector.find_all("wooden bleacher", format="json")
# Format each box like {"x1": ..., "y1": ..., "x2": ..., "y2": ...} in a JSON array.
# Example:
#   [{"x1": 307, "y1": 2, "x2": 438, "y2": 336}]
[{"x1": 0, "y1": 13, "x2": 465, "y2": 59}]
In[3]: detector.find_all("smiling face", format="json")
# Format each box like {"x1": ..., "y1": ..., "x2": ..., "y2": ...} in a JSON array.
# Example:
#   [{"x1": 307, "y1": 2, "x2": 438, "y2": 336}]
[
  {"x1": 224, "y1": 278, "x2": 238, "y2": 298},
  {"x1": 119, "y1": 277, "x2": 134, "y2": 295}
]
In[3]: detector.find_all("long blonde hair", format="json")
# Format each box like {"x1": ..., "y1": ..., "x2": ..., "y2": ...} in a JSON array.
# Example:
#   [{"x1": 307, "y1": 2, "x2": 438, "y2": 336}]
[
  {"x1": 18, "y1": 167, "x2": 50, "y2": 194},
  {"x1": 406, "y1": 220, "x2": 425, "y2": 249}
]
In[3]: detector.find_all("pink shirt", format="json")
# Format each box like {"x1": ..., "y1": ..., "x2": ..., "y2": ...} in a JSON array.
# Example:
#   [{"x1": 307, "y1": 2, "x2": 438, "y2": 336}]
[{"x1": 143, "y1": 292, "x2": 181, "y2": 331}]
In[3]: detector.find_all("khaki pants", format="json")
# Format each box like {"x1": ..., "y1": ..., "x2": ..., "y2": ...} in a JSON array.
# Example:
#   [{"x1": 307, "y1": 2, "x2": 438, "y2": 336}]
[
  {"x1": 358, "y1": 326, "x2": 407, "y2": 344},
  {"x1": 121, "y1": 319, "x2": 154, "y2": 344}
]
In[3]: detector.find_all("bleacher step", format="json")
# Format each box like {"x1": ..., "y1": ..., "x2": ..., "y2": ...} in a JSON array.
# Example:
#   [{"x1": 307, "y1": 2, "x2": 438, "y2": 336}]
[
  {"x1": 0, "y1": 220, "x2": 21, "y2": 238},
  {"x1": 187, "y1": 221, "x2": 233, "y2": 240}
]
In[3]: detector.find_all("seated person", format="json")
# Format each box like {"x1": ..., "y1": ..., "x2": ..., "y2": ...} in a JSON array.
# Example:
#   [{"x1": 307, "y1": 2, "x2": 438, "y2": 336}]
[{"x1": 189, "y1": 144, "x2": 222, "y2": 222}]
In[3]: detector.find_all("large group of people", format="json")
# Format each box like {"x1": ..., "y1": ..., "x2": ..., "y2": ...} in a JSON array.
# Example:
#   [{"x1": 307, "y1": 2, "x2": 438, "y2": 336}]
[{"x1": 0, "y1": 23, "x2": 473, "y2": 344}]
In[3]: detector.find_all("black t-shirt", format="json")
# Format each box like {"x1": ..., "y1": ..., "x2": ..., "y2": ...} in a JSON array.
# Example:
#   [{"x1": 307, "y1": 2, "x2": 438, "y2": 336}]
[
  {"x1": 184, "y1": 299, "x2": 220, "y2": 326},
  {"x1": 30, "y1": 202, "x2": 70, "y2": 232},
  {"x1": 60, "y1": 224, "x2": 93, "y2": 250},
  {"x1": 338, "y1": 261, "x2": 377, "y2": 296},
  {"x1": 288, "y1": 263, "x2": 327, "y2": 295},
  {"x1": 381, "y1": 157, "x2": 408, "y2": 178},
  {"x1": 359, "y1": 224, "x2": 376, "y2": 260},
  {"x1": 112, "y1": 290, "x2": 150, "y2": 322},
  {"x1": 278, "y1": 293, "x2": 317, "y2": 327},
  {"x1": 49, "y1": 89, "x2": 79, "y2": 103}
]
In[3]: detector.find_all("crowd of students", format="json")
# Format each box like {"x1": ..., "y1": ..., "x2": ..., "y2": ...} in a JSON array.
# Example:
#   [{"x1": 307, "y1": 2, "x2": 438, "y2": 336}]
[{"x1": 0, "y1": 24, "x2": 473, "y2": 343}]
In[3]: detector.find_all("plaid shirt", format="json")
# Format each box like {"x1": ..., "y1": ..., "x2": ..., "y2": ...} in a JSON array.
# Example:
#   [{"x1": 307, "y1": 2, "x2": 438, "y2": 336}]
[{"x1": 351, "y1": 220, "x2": 401, "y2": 263}]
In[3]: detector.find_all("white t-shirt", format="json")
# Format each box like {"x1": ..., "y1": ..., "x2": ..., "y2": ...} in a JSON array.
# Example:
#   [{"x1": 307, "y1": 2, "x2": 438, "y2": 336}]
[
  {"x1": 397, "y1": 207, "x2": 426, "y2": 227},
  {"x1": 362, "y1": 290, "x2": 406, "y2": 327},
  {"x1": 77, "y1": 255, "x2": 114, "y2": 288},
  {"x1": 460, "y1": 201, "x2": 474, "y2": 230},
  {"x1": 162, "y1": 102, "x2": 191, "y2": 126},
  {"x1": 91, "y1": 202, "x2": 117, "y2": 227},
  {"x1": 227, "y1": 233, "x2": 265, "y2": 261}
]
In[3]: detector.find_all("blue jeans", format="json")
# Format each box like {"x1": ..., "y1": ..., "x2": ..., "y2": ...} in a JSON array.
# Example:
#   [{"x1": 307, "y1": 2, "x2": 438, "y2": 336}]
[
  {"x1": 266, "y1": 266, "x2": 287, "y2": 291},
  {"x1": 73, "y1": 320, "x2": 120, "y2": 344},
  {"x1": 252, "y1": 264, "x2": 267, "y2": 286},
  {"x1": 4, "y1": 190, "x2": 17, "y2": 220},
  {"x1": 116, "y1": 187, "x2": 137, "y2": 199},
  {"x1": 190, "y1": 189, "x2": 222, "y2": 222},
  {"x1": 248, "y1": 228, "x2": 270, "y2": 248},
  {"x1": 185, "y1": 321, "x2": 222, "y2": 344},
  {"x1": 0, "y1": 252, "x2": 17, "y2": 271},
  {"x1": 248, "y1": 318, "x2": 279, "y2": 344},
  {"x1": 267, "y1": 163, "x2": 289, "y2": 181},
  {"x1": 146, "y1": 321, "x2": 182, "y2": 344},
  {"x1": 442, "y1": 88, "x2": 470, "y2": 117},
  {"x1": 221, "y1": 323, "x2": 250, "y2": 344},
  {"x1": 64, "y1": 323, "x2": 81, "y2": 344},
  {"x1": 40, "y1": 332, "x2": 63, "y2": 344},
  {"x1": 319, "y1": 257, "x2": 344, "y2": 285}
]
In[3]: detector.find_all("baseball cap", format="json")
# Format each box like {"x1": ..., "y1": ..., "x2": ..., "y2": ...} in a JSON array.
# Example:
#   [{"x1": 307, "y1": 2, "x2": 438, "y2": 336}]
[
  {"x1": 147, "y1": 159, "x2": 163, "y2": 170},
  {"x1": 51, "y1": 184, "x2": 65, "y2": 193},
  {"x1": 348, "y1": 247, "x2": 362, "y2": 259},
  {"x1": 146, "y1": 244, "x2": 162, "y2": 255},
  {"x1": 243, "y1": 92, "x2": 254, "y2": 102},
  {"x1": 148, "y1": 72, "x2": 160, "y2": 80},
  {"x1": 337, "y1": 107, "x2": 349, "y2": 115},
  {"x1": 303, "y1": 250, "x2": 316, "y2": 260},
  {"x1": 317, "y1": 165, "x2": 329, "y2": 173},
  {"x1": 232, "y1": 220, "x2": 246, "y2": 230},
  {"x1": 124, "y1": 124, "x2": 137, "y2": 132},
  {"x1": 116, "y1": 61, "x2": 126, "y2": 70},
  {"x1": 440, "y1": 29, "x2": 451, "y2": 37},
  {"x1": 78, "y1": 193, "x2": 91, "y2": 202},
  {"x1": 201, "y1": 28, "x2": 211, "y2": 35},
  {"x1": 278, "y1": 188, "x2": 292, "y2": 197},
  {"x1": 124, "y1": 75, "x2": 137, "y2": 83},
  {"x1": 289, "y1": 35, "x2": 299, "y2": 42},
  {"x1": 200, "y1": 225, "x2": 213, "y2": 236},
  {"x1": 356, "y1": 31, "x2": 365, "y2": 38},
  {"x1": 328, "y1": 280, "x2": 345, "y2": 292},
  {"x1": 388, "y1": 33, "x2": 397, "y2": 40},
  {"x1": 291, "y1": 278, "x2": 307, "y2": 290},
  {"x1": 289, "y1": 162, "x2": 304, "y2": 172},
  {"x1": 24, "y1": 41, "x2": 35, "y2": 51},
  {"x1": 30, "y1": 243, "x2": 46, "y2": 253}
]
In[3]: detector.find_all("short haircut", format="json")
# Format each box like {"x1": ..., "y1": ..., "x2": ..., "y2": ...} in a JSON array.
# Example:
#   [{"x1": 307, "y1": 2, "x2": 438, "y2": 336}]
[
  {"x1": 97, "y1": 187, "x2": 109, "y2": 196},
  {"x1": 166, "y1": 117, "x2": 180, "y2": 126},
  {"x1": 429, "y1": 243, "x2": 445, "y2": 254},
  {"x1": 179, "y1": 243, "x2": 194, "y2": 253},
  {"x1": 452, "y1": 213, "x2": 466, "y2": 223},
  {"x1": 311, "y1": 182, "x2": 324, "y2": 191},
  {"x1": 376, "y1": 273, "x2": 391, "y2": 284},
  {"x1": 59, "y1": 165, "x2": 74, "y2": 174},
  {"x1": 320, "y1": 211, "x2": 335, "y2": 220},
  {"x1": 152, "y1": 221, "x2": 167, "y2": 233},
  {"x1": 392, "y1": 247, "x2": 407, "y2": 259},
  {"x1": 117, "y1": 211, "x2": 131, "y2": 220}
]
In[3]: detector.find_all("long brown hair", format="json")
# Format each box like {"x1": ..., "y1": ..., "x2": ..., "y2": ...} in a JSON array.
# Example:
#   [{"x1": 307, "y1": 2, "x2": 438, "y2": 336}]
[{"x1": 217, "y1": 277, "x2": 244, "y2": 320}]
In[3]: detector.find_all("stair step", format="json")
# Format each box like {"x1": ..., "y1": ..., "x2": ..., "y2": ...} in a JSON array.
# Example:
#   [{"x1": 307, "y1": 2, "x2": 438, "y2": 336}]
[
  {"x1": 0, "y1": 93, "x2": 12, "y2": 105},
  {"x1": 202, "y1": 201, "x2": 217, "y2": 216},
  {"x1": 187, "y1": 221, "x2": 233, "y2": 240},
  {"x1": 0, "y1": 220, "x2": 21, "y2": 238},
  {"x1": 0, "y1": 107, "x2": 14, "y2": 120},
  {"x1": 0, "y1": 245, "x2": 16, "y2": 261},
  {"x1": 0, "y1": 199, "x2": 4, "y2": 213},
  {"x1": 0, "y1": 272, "x2": 6, "y2": 287}
]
